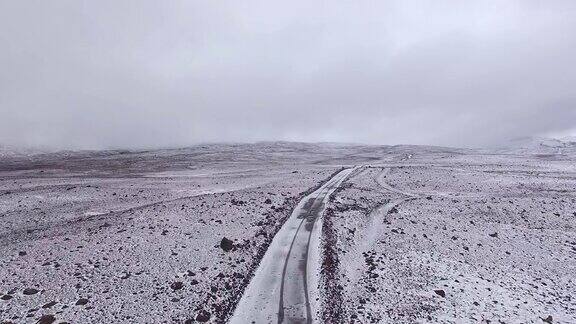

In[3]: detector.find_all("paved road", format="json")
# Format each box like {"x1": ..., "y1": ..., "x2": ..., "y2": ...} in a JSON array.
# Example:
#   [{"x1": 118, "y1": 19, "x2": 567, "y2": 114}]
[{"x1": 230, "y1": 168, "x2": 355, "y2": 324}]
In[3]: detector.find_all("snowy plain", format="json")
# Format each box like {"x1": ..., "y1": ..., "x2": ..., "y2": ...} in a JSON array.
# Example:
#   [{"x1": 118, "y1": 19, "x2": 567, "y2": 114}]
[{"x1": 0, "y1": 141, "x2": 575, "y2": 323}]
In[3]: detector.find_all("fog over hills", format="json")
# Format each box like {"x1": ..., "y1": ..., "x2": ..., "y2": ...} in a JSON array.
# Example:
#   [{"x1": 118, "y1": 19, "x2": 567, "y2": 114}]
[
  {"x1": 1, "y1": 1, "x2": 576, "y2": 149},
  {"x1": 1, "y1": 1, "x2": 575, "y2": 323}
]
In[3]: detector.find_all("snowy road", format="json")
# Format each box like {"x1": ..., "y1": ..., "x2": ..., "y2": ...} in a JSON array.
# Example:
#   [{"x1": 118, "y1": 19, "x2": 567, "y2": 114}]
[{"x1": 230, "y1": 167, "x2": 356, "y2": 324}]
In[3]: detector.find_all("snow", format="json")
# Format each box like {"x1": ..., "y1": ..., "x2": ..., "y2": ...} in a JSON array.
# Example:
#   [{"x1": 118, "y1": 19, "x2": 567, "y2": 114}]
[
  {"x1": 318, "y1": 152, "x2": 576, "y2": 323},
  {"x1": 1, "y1": 141, "x2": 574, "y2": 323}
]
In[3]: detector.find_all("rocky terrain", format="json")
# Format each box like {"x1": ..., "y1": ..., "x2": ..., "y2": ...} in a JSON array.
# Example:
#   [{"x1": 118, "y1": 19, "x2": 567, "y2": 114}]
[
  {"x1": 1, "y1": 140, "x2": 575, "y2": 323},
  {"x1": 0, "y1": 143, "x2": 344, "y2": 323},
  {"x1": 320, "y1": 151, "x2": 576, "y2": 323}
]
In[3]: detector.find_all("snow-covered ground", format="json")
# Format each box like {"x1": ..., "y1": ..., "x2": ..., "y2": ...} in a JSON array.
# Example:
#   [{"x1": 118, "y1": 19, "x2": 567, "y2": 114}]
[
  {"x1": 320, "y1": 152, "x2": 576, "y2": 323},
  {"x1": 0, "y1": 143, "x2": 344, "y2": 323},
  {"x1": 0, "y1": 141, "x2": 575, "y2": 323}
]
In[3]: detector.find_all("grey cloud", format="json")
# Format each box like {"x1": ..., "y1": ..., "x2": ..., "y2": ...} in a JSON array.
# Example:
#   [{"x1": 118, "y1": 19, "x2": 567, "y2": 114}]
[{"x1": 1, "y1": 0, "x2": 575, "y2": 149}]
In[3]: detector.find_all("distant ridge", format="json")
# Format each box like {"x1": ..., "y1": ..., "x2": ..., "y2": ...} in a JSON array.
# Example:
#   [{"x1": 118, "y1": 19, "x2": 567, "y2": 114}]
[{"x1": 494, "y1": 136, "x2": 576, "y2": 155}]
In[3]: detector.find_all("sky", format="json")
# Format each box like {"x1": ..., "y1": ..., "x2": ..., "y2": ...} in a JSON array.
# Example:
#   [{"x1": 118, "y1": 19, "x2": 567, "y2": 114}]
[{"x1": 1, "y1": 0, "x2": 575, "y2": 149}]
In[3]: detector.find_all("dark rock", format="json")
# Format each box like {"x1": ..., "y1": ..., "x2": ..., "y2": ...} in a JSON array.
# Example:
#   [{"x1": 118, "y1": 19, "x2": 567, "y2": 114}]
[
  {"x1": 75, "y1": 298, "x2": 89, "y2": 306},
  {"x1": 1, "y1": 294, "x2": 13, "y2": 301},
  {"x1": 542, "y1": 315, "x2": 553, "y2": 323},
  {"x1": 23, "y1": 288, "x2": 39, "y2": 295},
  {"x1": 489, "y1": 232, "x2": 498, "y2": 238},
  {"x1": 170, "y1": 282, "x2": 184, "y2": 290},
  {"x1": 18, "y1": 251, "x2": 27, "y2": 256},
  {"x1": 196, "y1": 310, "x2": 211, "y2": 322},
  {"x1": 36, "y1": 314, "x2": 56, "y2": 324},
  {"x1": 434, "y1": 289, "x2": 446, "y2": 297},
  {"x1": 231, "y1": 199, "x2": 245, "y2": 206},
  {"x1": 220, "y1": 237, "x2": 234, "y2": 252},
  {"x1": 264, "y1": 198, "x2": 272, "y2": 204},
  {"x1": 42, "y1": 301, "x2": 57, "y2": 309}
]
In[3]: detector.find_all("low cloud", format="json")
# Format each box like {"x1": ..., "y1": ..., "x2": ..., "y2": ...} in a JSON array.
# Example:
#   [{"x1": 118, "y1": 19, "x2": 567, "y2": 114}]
[{"x1": 1, "y1": 1, "x2": 575, "y2": 149}]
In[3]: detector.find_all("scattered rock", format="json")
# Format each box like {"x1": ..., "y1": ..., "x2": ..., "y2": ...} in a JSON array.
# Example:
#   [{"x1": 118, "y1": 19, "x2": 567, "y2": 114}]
[
  {"x1": 220, "y1": 237, "x2": 234, "y2": 252},
  {"x1": 170, "y1": 281, "x2": 184, "y2": 290},
  {"x1": 231, "y1": 199, "x2": 245, "y2": 206},
  {"x1": 23, "y1": 288, "x2": 39, "y2": 295},
  {"x1": 42, "y1": 301, "x2": 57, "y2": 309},
  {"x1": 75, "y1": 298, "x2": 89, "y2": 306},
  {"x1": 36, "y1": 314, "x2": 56, "y2": 324},
  {"x1": 434, "y1": 289, "x2": 446, "y2": 297},
  {"x1": 196, "y1": 310, "x2": 211, "y2": 322}
]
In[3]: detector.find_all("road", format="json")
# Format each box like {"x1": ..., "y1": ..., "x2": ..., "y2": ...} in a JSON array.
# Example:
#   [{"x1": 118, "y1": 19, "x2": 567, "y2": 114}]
[{"x1": 229, "y1": 167, "x2": 356, "y2": 324}]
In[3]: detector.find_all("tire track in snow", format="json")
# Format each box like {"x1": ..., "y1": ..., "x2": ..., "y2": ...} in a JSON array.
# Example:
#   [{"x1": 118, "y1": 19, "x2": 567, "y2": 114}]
[{"x1": 230, "y1": 167, "x2": 356, "y2": 324}]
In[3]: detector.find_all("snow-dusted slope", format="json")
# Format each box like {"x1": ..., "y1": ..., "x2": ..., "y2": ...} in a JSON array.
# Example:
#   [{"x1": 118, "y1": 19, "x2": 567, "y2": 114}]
[{"x1": 493, "y1": 136, "x2": 576, "y2": 155}]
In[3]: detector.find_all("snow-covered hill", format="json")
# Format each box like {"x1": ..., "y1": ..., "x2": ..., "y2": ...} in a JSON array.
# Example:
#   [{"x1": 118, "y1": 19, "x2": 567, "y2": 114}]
[
  {"x1": 494, "y1": 136, "x2": 576, "y2": 155},
  {"x1": 0, "y1": 145, "x2": 49, "y2": 159}
]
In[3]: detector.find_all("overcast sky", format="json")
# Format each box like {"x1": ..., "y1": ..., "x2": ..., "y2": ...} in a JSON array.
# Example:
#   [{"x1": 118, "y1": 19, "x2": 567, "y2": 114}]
[{"x1": 1, "y1": 1, "x2": 575, "y2": 149}]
